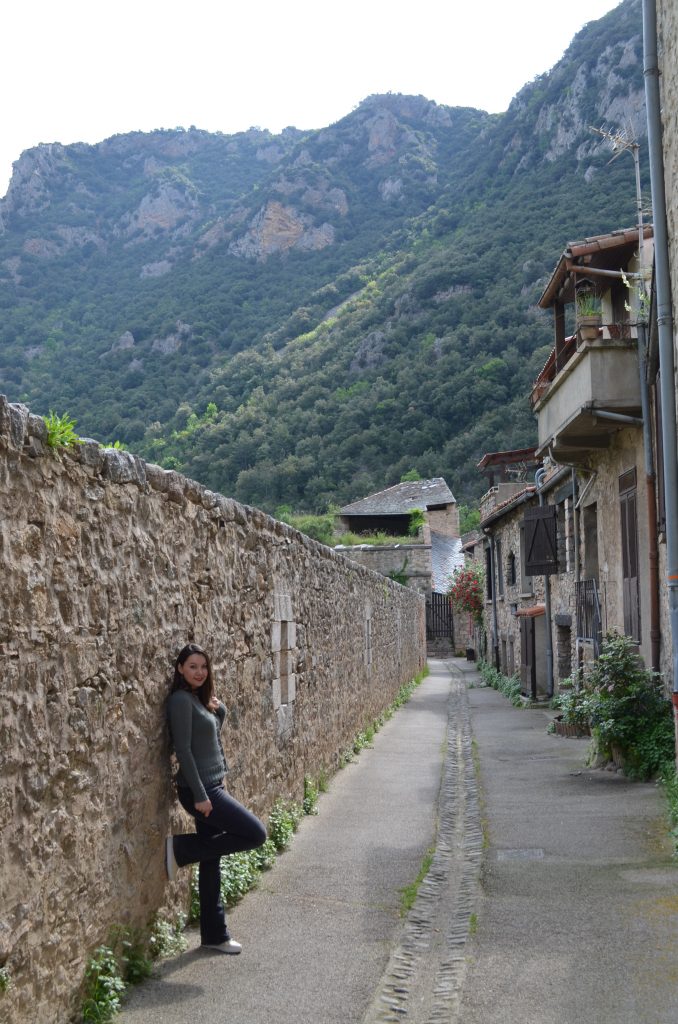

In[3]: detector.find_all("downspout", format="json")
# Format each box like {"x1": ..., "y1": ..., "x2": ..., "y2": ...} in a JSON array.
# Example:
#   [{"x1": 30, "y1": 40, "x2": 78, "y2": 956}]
[
  {"x1": 629, "y1": 137, "x2": 661, "y2": 674},
  {"x1": 535, "y1": 468, "x2": 555, "y2": 698},
  {"x1": 571, "y1": 468, "x2": 580, "y2": 584},
  {"x1": 575, "y1": 469, "x2": 598, "y2": 678},
  {"x1": 643, "y1": 0, "x2": 678, "y2": 752},
  {"x1": 637, "y1": 318, "x2": 661, "y2": 673},
  {"x1": 488, "y1": 533, "x2": 500, "y2": 670}
]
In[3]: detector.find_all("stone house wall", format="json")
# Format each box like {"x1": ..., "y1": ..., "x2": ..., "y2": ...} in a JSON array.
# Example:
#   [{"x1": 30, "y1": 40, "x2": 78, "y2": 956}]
[
  {"x1": 659, "y1": 0, "x2": 678, "y2": 318},
  {"x1": 480, "y1": 423, "x2": 667, "y2": 693},
  {"x1": 0, "y1": 398, "x2": 426, "y2": 1024},
  {"x1": 581, "y1": 426, "x2": 661, "y2": 675},
  {"x1": 425, "y1": 505, "x2": 460, "y2": 539},
  {"x1": 336, "y1": 543, "x2": 432, "y2": 596}
]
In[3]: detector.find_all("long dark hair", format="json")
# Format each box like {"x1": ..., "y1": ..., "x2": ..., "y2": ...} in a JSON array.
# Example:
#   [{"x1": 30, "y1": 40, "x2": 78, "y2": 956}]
[{"x1": 171, "y1": 643, "x2": 215, "y2": 709}]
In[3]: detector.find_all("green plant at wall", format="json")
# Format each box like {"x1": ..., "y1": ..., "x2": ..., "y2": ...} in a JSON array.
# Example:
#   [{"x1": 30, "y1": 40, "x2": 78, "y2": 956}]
[
  {"x1": 478, "y1": 661, "x2": 522, "y2": 707},
  {"x1": 44, "y1": 410, "x2": 82, "y2": 448},
  {"x1": 552, "y1": 685, "x2": 595, "y2": 731},
  {"x1": 388, "y1": 556, "x2": 410, "y2": 586},
  {"x1": 585, "y1": 632, "x2": 673, "y2": 779},
  {"x1": 81, "y1": 946, "x2": 126, "y2": 1024},
  {"x1": 0, "y1": 965, "x2": 10, "y2": 994},
  {"x1": 268, "y1": 799, "x2": 303, "y2": 850},
  {"x1": 303, "y1": 774, "x2": 319, "y2": 815},
  {"x1": 660, "y1": 768, "x2": 678, "y2": 854},
  {"x1": 408, "y1": 508, "x2": 426, "y2": 536},
  {"x1": 148, "y1": 914, "x2": 187, "y2": 959}
]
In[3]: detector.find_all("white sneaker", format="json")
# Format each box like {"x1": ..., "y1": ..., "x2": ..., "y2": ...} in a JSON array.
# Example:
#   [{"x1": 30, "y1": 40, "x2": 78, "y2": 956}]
[
  {"x1": 201, "y1": 939, "x2": 242, "y2": 955},
  {"x1": 165, "y1": 837, "x2": 179, "y2": 882}
]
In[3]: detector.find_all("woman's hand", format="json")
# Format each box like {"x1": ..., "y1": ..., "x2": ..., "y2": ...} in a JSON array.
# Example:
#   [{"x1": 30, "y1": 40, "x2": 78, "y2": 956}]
[
  {"x1": 207, "y1": 695, "x2": 220, "y2": 713},
  {"x1": 195, "y1": 798, "x2": 213, "y2": 817}
]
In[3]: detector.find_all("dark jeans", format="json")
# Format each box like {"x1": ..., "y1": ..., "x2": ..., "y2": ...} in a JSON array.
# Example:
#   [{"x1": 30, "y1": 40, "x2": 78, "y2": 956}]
[{"x1": 175, "y1": 783, "x2": 267, "y2": 945}]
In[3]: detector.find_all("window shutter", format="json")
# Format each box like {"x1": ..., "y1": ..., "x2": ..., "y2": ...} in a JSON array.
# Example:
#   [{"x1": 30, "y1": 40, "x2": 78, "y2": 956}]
[{"x1": 523, "y1": 505, "x2": 559, "y2": 576}]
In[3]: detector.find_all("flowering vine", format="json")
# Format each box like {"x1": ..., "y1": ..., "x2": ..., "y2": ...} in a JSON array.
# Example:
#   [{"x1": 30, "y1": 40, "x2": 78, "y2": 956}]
[{"x1": 448, "y1": 563, "x2": 485, "y2": 624}]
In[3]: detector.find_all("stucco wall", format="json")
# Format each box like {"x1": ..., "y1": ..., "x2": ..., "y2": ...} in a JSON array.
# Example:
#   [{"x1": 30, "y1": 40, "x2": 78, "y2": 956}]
[{"x1": 0, "y1": 397, "x2": 426, "y2": 1024}]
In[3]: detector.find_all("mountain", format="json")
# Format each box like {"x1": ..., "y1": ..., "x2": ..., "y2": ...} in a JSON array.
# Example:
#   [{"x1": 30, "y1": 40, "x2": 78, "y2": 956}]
[{"x1": 0, "y1": 0, "x2": 646, "y2": 511}]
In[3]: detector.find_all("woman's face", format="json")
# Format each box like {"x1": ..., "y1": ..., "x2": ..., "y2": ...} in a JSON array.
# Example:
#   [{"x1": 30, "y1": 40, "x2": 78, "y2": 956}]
[{"x1": 178, "y1": 653, "x2": 209, "y2": 690}]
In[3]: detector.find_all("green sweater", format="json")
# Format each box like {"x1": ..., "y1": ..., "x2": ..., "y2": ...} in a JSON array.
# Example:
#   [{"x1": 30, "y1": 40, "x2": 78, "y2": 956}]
[{"x1": 167, "y1": 689, "x2": 227, "y2": 803}]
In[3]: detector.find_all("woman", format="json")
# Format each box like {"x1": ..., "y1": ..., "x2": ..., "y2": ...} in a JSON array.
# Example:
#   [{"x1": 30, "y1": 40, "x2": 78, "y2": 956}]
[{"x1": 166, "y1": 643, "x2": 267, "y2": 954}]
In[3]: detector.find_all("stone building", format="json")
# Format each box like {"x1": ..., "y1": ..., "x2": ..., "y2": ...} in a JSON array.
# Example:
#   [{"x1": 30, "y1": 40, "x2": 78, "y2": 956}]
[
  {"x1": 336, "y1": 478, "x2": 463, "y2": 653},
  {"x1": 478, "y1": 226, "x2": 666, "y2": 694}
]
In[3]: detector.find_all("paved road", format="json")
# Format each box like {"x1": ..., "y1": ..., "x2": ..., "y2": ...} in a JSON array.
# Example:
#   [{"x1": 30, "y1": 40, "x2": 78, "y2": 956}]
[
  {"x1": 117, "y1": 659, "x2": 678, "y2": 1024},
  {"x1": 460, "y1": 666, "x2": 678, "y2": 1024},
  {"x1": 117, "y1": 661, "x2": 462, "y2": 1024}
]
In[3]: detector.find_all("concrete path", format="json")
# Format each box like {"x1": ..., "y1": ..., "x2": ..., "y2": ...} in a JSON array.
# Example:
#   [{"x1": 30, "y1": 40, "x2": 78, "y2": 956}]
[
  {"x1": 117, "y1": 660, "x2": 466, "y2": 1024},
  {"x1": 459, "y1": 661, "x2": 678, "y2": 1024},
  {"x1": 117, "y1": 658, "x2": 678, "y2": 1024}
]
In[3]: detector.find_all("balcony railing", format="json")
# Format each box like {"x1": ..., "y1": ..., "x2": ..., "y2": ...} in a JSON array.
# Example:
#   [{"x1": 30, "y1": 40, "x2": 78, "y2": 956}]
[
  {"x1": 575, "y1": 578, "x2": 602, "y2": 658},
  {"x1": 531, "y1": 322, "x2": 635, "y2": 407}
]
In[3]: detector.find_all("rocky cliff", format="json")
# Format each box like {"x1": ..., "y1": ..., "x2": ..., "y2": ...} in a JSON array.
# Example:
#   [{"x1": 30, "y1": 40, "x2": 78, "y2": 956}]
[{"x1": 0, "y1": 0, "x2": 647, "y2": 510}]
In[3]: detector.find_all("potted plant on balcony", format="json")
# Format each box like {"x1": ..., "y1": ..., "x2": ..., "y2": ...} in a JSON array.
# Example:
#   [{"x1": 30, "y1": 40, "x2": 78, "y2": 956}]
[{"x1": 575, "y1": 292, "x2": 602, "y2": 341}]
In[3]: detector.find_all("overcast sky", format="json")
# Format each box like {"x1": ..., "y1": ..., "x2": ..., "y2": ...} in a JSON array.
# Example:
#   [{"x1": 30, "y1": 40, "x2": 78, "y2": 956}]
[{"x1": 2, "y1": 0, "x2": 623, "y2": 198}]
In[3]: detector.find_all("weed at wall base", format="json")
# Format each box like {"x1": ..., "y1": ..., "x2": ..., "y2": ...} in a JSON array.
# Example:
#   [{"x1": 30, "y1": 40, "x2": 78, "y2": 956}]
[{"x1": 477, "y1": 661, "x2": 522, "y2": 707}]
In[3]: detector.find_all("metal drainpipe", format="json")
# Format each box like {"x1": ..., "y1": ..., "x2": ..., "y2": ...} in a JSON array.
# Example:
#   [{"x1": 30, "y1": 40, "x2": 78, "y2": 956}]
[
  {"x1": 643, "y1": 0, "x2": 678, "y2": 755},
  {"x1": 571, "y1": 468, "x2": 580, "y2": 584},
  {"x1": 489, "y1": 533, "x2": 500, "y2": 670},
  {"x1": 637, "y1": 319, "x2": 662, "y2": 673},
  {"x1": 535, "y1": 468, "x2": 555, "y2": 698}
]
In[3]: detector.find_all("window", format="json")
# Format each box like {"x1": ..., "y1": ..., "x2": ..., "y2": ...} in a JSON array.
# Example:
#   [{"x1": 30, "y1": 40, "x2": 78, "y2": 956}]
[
  {"x1": 507, "y1": 551, "x2": 516, "y2": 587},
  {"x1": 556, "y1": 496, "x2": 576, "y2": 573},
  {"x1": 523, "y1": 505, "x2": 558, "y2": 576},
  {"x1": 485, "y1": 544, "x2": 493, "y2": 600},
  {"x1": 495, "y1": 539, "x2": 504, "y2": 596},
  {"x1": 583, "y1": 503, "x2": 599, "y2": 581}
]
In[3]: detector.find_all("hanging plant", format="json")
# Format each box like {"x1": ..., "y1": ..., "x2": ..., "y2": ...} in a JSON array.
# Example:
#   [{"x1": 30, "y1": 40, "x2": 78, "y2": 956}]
[{"x1": 448, "y1": 563, "x2": 485, "y2": 624}]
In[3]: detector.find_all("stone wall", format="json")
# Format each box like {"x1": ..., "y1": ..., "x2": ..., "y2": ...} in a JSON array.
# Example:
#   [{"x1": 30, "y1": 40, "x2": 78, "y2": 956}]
[
  {"x1": 0, "y1": 398, "x2": 426, "y2": 1024},
  {"x1": 659, "y1": 0, "x2": 678, "y2": 321},
  {"x1": 335, "y1": 543, "x2": 432, "y2": 596}
]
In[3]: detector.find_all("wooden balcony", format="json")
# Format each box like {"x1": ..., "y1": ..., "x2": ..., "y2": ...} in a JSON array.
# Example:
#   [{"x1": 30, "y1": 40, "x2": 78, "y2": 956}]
[{"x1": 531, "y1": 325, "x2": 641, "y2": 461}]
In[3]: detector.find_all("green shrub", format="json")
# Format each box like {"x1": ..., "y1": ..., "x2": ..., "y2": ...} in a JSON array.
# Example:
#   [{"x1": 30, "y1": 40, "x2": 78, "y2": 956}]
[
  {"x1": 303, "y1": 774, "x2": 319, "y2": 815},
  {"x1": 478, "y1": 661, "x2": 522, "y2": 707},
  {"x1": 45, "y1": 410, "x2": 81, "y2": 449},
  {"x1": 82, "y1": 946, "x2": 126, "y2": 1023},
  {"x1": 586, "y1": 633, "x2": 674, "y2": 779},
  {"x1": 268, "y1": 799, "x2": 302, "y2": 851},
  {"x1": 148, "y1": 915, "x2": 187, "y2": 959}
]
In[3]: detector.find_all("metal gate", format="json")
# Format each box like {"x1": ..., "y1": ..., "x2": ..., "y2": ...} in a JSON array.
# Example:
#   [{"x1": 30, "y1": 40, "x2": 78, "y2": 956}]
[{"x1": 426, "y1": 592, "x2": 455, "y2": 643}]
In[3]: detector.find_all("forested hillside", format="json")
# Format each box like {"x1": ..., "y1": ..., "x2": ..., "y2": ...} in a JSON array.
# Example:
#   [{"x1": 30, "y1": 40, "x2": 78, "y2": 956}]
[{"x1": 0, "y1": 0, "x2": 646, "y2": 511}]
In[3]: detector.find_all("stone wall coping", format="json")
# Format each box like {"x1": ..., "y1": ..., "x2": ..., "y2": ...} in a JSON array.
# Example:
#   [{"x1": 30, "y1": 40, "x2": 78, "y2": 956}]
[{"x1": 0, "y1": 394, "x2": 422, "y2": 602}]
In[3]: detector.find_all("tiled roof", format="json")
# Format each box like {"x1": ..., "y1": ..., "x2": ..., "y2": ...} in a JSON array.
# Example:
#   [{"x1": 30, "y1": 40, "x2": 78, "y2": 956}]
[
  {"x1": 480, "y1": 485, "x2": 537, "y2": 527},
  {"x1": 340, "y1": 477, "x2": 455, "y2": 515},
  {"x1": 477, "y1": 447, "x2": 538, "y2": 469},
  {"x1": 431, "y1": 533, "x2": 464, "y2": 593}
]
